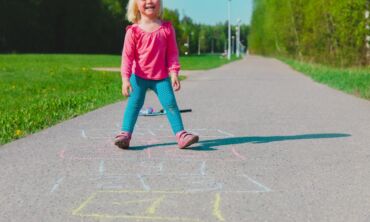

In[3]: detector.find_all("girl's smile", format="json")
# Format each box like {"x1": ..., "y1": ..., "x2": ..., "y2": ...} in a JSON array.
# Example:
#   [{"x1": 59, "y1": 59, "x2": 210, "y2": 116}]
[
  {"x1": 138, "y1": 0, "x2": 160, "y2": 18},
  {"x1": 144, "y1": 4, "x2": 155, "y2": 10}
]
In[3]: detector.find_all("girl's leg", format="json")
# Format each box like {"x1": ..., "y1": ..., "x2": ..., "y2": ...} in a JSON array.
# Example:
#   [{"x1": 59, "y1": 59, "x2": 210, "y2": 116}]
[
  {"x1": 121, "y1": 75, "x2": 148, "y2": 133},
  {"x1": 151, "y1": 78, "x2": 184, "y2": 134}
]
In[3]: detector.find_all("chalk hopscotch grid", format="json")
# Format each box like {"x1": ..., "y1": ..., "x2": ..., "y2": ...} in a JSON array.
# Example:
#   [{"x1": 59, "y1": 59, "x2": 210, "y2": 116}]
[
  {"x1": 61, "y1": 126, "x2": 272, "y2": 220},
  {"x1": 58, "y1": 143, "x2": 247, "y2": 162},
  {"x1": 52, "y1": 154, "x2": 272, "y2": 194},
  {"x1": 60, "y1": 126, "x2": 243, "y2": 161},
  {"x1": 52, "y1": 173, "x2": 271, "y2": 194},
  {"x1": 72, "y1": 190, "x2": 229, "y2": 221}
]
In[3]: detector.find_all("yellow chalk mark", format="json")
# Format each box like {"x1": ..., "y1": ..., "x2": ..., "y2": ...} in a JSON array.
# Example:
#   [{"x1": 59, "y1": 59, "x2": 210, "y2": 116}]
[
  {"x1": 146, "y1": 195, "x2": 166, "y2": 215},
  {"x1": 76, "y1": 213, "x2": 202, "y2": 221},
  {"x1": 73, "y1": 190, "x2": 203, "y2": 221},
  {"x1": 98, "y1": 190, "x2": 185, "y2": 194},
  {"x1": 212, "y1": 193, "x2": 225, "y2": 221},
  {"x1": 72, "y1": 192, "x2": 97, "y2": 215},
  {"x1": 113, "y1": 198, "x2": 162, "y2": 205}
]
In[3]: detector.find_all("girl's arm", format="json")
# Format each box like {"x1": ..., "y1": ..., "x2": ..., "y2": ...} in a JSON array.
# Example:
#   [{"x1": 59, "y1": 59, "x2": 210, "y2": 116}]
[
  {"x1": 121, "y1": 27, "x2": 136, "y2": 80},
  {"x1": 120, "y1": 27, "x2": 135, "y2": 96},
  {"x1": 166, "y1": 23, "x2": 181, "y2": 77}
]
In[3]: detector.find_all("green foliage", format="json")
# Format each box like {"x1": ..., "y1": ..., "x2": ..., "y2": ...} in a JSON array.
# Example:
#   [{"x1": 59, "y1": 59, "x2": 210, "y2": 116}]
[
  {"x1": 180, "y1": 54, "x2": 240, "y2": 70},
  {"x1": 249, "y1": 0, "x2": 369, "y2": 67},
  {"x1": 282, "y1": 58, "x2": 370, "y2": 99},
  {"x1": 0, "y1": 54, "x2": 123, "y2": 144},
  {"x1": 0, "y1": 0, "x2": 129, "y2": 53},
  {"x1": 1, "y1": 1, "x2": 250, "y2": 56}
]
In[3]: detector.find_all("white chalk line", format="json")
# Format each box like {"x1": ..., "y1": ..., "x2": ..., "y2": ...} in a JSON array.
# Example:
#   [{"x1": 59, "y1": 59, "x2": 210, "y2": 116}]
[
  {"x1": 187, "y1": 183, "x2": 224, "y2": 193},
  {"x1": 81, "y1": 129, "x2": 87, "y2": 139},
  {"x1": 217, "y1": 129, "x2": 235, "y2": 137},
  {"x1": 200, "y1": 161, "x2": 207, "y2": 176},
  {"x1": 147, "y1": 129, "x2": 156, "y2": 136},
  {"x1": 50, "y1": 177, "x2": 65, "y2": 193},
  {"x1": 159, "y1": 162, "x2": 164, "y2": 173},
  {"x1": 137, "y1": 174, "x2": 151, "y2": 191},
  {"x1": 54, "y1": 174, "x2": 272, "y2": 193},
  {"x1": 99, "y1": 160, "x2": 105, "y2": 177},
  {"x1": 242, "y1": 175, "x2": 272, "y2": 192},
  {"x1": 231, "y1": 148, "x2": 247, "y2": 160}
]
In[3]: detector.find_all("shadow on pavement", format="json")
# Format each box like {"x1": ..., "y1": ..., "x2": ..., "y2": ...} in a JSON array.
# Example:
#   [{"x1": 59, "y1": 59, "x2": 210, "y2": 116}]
[{"x1": 129, "y1": 133, "x2": 351, "y2": 151}]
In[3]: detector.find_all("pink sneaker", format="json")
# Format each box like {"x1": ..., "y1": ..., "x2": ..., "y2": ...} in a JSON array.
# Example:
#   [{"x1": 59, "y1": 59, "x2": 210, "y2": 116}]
[
  {"x1": 176, "y1": 130, "x2": 199, "y2": 149},
  {"x1": 114, "y1": 132, "x2": 132, "y2": 149}
]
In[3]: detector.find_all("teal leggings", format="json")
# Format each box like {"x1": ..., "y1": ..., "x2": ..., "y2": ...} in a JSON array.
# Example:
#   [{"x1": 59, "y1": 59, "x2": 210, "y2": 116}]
[{"x1": 121, "y1": 74, "x2": 184, "y2": 134}]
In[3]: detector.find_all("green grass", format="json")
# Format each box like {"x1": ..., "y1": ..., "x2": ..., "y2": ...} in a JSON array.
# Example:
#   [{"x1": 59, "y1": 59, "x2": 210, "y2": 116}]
[
  {"x1": 281, "y1": 58, "x2": 370, "y2": 100},
  {"x1": 0, "y1": 53, "x2": 237, "y2": 145},
  {"x1": 180, "y1": 54, "x2": 240, "y2": 70}
]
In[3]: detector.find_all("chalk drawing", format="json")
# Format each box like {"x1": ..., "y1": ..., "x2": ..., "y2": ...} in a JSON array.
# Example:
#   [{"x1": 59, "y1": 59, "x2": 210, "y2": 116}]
[
  {"x1": 144, "y1": 148, "x2": 246, "y2": 162},
  {"x1": 81, "y1": 129, "x2": 87, "y2": 139},
  {"x1": 138, "y1": 174, "x2": 151, "y2": 191},
  {"x1": 148, "y1": 129, "x2": 156, "y2": 136},
  {"x1": 216, "y1": 129, "x2": 235, "y2": 137},
  {"x1": 64, "y1": 125, "x2": 271, "y2": 221},
  {"x1": 96, "y1": 175, "x2": 126, "y2": 190},
  {"x1": 57, "y1": 147, "x2": 140, "y2": 161},
  {"x1": 50, "y1": 176, "x2": 64, "y2": 193},
  {"x1": 231, "y1": 148, "x2": 247, "y2": 160},
  {"x1": 146, "y1": 195, "x2": 166, "y2": 215},
  {"x1": 242, "y1": 175, "x2": 272, "y2": 192},
  {"x1": 200, "y1": 161, "x2": 206, "y2": 176},
  {"x1": 99, "y1": 160, "x2": 105, "y2": 177},
  {"x1": 72, "y1": 192, "x2": 97, "y2": 216},
  {"x1": 159, "y1": 162, "x2": 164, "y2": 172},
  {"x1": 72, "y1": 190, "x2": 203, "y2": 221},
  {"x1": 140, "y1": 161, "x2": 164, "y2": 174},
  {"x1": 59, "y1": 149, "x2": 65, "y2": 159},
  {"x1": 213, "y1": 193, "x2": 225, "y2": 221},
  {"x1": 186, "y1": 182, "x2": 224, "y2": 193}
]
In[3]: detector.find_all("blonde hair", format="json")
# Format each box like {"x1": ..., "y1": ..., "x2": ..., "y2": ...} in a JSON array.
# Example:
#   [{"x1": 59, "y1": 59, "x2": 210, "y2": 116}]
[{"x1": 126, "y1": 0, "x2": 164, "y2": 23}]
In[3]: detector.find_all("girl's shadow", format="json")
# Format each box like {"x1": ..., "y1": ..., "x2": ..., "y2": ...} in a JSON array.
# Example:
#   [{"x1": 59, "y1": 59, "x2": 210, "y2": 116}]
[{"x1": 129, "y1": 133, "x2": 351, "y2": 151}]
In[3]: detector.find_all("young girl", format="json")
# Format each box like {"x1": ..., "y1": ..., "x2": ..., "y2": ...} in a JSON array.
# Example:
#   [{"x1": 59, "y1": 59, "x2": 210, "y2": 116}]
[{"x1": 114, "y1": 0, "x2": 199, "y2": 149}]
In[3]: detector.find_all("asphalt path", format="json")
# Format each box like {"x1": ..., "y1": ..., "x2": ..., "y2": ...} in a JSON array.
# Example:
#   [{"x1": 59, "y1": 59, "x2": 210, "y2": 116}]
[{"x1": 1, "y1": 55, "x2": 370, "y2": 221}]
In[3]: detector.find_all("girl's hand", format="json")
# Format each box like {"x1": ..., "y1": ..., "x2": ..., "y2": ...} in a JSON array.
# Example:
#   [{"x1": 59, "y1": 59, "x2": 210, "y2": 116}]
[
  {"x1": 170, "y1": 73, "x2": 181, "y2": 91},
  {"x1": 122, "y1": 78, "x2": 132, "y2": 97}
]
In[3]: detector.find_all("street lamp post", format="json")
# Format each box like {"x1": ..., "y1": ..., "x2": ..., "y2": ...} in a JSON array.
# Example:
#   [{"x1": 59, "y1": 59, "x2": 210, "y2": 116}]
[
  {"x1": 232, "y1": 36, "x2": 235, "y2": 55},
  {"x1": 236, "y1": 19, "x2": 241, "y2": 58},
  {"x1": 227, "y1": 0, "x2": 231, "y2": 60}
]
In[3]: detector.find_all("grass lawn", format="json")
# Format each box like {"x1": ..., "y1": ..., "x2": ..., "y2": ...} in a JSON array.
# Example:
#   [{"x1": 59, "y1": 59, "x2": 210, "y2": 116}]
[
  {"x1": 281, "y1": 58, "x2": 370, "y2": 100},
  {"x1": 0, "y1": 53, "x2": 238, "y2": 145},
  {"x1": 180, "y1": 54, "x2": 240, "y2": 70}
]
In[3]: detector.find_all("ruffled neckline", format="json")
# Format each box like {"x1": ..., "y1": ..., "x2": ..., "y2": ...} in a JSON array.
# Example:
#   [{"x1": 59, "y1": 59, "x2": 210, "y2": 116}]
[{"x1": 134, "y1": 21, "x2": 169, "y2": 34}]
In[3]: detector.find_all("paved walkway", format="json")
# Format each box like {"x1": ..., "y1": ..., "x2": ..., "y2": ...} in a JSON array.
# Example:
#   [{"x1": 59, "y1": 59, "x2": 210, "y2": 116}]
[{"x1": 1, "y1": 56, "x2": 370, "y2": 221}]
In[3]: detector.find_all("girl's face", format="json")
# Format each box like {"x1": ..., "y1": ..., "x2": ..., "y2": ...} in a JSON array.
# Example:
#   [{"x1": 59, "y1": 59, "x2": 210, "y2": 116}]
[{"x1": 137, "y1": 0, "x2": 161, "y2": 19}]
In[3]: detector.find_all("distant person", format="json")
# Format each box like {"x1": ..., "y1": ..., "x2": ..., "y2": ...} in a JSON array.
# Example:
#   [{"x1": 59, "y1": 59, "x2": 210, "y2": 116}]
[{"x1": 114, "y1": 0, "x2": 199, "y2": 149}]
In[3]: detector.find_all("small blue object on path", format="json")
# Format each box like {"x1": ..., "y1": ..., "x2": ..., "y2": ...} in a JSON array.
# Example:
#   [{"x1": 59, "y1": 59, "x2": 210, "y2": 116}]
[{"x1": 139, "y1": 107, "x2": 192, "y2": 116}]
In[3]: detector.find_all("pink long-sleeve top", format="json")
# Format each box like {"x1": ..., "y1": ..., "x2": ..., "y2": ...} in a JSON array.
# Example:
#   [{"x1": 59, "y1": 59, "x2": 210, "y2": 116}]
[{"x1": 120, "y1": 21, "x2": 181, "y2": 80}]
